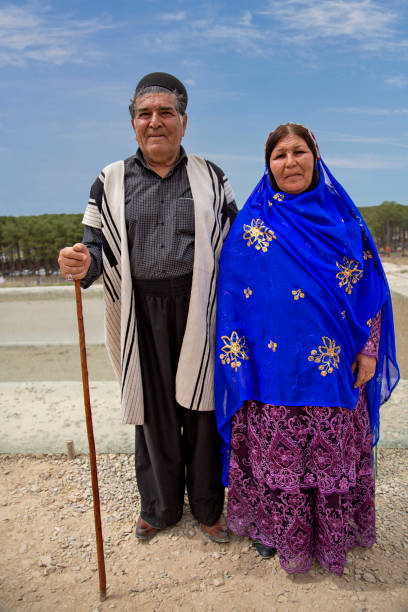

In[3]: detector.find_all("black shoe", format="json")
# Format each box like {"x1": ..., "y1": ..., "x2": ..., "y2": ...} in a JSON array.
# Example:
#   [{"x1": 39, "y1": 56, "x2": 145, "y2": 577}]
[{"x1": 253, "y1": 541, "x2": 276, "y2": 558}]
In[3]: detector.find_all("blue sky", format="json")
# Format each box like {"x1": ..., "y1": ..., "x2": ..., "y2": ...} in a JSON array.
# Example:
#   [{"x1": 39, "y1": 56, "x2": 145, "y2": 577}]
[{"x1": 0, "y1": 0, "x2": 407, "y2": 216}]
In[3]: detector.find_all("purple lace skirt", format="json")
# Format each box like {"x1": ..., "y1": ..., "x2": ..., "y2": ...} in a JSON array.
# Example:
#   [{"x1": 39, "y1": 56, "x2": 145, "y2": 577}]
[{"x1": 227, "y1": 388, "x2": 375, "y2": 575}]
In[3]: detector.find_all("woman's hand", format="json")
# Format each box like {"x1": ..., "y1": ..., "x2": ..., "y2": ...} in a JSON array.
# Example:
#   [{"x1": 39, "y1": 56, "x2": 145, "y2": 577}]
[{"x1": 351, "y1": 353, "x2": 376, "y2": 388}]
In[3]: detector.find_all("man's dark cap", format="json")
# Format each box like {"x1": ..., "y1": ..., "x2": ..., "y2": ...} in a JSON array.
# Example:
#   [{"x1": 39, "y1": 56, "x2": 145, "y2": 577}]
[{"x1": 135, "y1": 72, "x2": 188, "y2": 114}]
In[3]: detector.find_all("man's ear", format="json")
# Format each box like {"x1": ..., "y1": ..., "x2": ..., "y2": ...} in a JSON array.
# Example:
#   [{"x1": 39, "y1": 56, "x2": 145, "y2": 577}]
[{"x1": 181, "y1": 114, "x2": 188, "y2": 137}]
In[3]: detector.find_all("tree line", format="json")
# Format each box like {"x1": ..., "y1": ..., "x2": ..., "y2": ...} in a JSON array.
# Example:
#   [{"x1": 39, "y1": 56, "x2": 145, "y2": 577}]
[
  {"x1": 0, "y1": 214, "x2": 83, "y2": 275},
  {"x1": 359, "y1": 201, "x2": 408, "y2": 255},
  {"x1": 0, "y1": 201, "x2": 407, "y2": 275}
]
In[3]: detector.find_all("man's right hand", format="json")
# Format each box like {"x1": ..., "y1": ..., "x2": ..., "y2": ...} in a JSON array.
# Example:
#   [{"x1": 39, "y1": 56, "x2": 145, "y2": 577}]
[{"x1": 58, "y1": 243, "x2": 91, "y2": 280}]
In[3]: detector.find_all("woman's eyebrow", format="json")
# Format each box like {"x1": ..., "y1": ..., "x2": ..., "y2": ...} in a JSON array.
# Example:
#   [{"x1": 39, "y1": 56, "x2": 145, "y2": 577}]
[{"x1": 273, "y1": 145, "x2": 306, "y2": 154}]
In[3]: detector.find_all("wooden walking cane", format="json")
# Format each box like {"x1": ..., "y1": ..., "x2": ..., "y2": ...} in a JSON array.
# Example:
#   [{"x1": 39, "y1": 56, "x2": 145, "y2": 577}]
[{"x1": 74, "y1": 280, "x2": 107, "y2": 602}]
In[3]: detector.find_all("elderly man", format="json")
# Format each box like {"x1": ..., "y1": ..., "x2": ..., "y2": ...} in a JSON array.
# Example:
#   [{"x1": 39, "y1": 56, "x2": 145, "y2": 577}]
[{"x1": 58, "y1": 72, "x2": 237, "y2": 542}]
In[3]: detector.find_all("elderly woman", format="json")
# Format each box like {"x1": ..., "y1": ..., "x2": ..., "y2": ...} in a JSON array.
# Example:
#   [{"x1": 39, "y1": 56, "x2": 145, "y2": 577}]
[{"x1": 215, "y1": 123, "x2": 399, "y2": 575}]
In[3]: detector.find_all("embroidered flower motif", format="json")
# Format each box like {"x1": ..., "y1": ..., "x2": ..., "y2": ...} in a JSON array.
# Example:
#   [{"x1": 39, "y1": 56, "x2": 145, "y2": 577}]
[
  {"x1": 268, "y1": 340, "x2": 277, "y2": 352},
  {"x1": 308, "y1": 337, "x2": 341, "y2": 377},
  {"x1": 289, "y1": 527, "x2": 310, "y2": 550},
  {"x1": 273, "y1": 193, "x2": 284, "y2": 202},
  {"x1": 292, "y1": 423, "x2": 309, "y2": 447},
  {"x1": 363, "y1": 250, "x2": 373, "y2": 260},
  {"x1": 244, "y1": 287, "x2": 253, "y2": 299},
  {"x1": 314, "y1": 446, "x2": 332, "y2": 469},
  {"x1": 292, "y1": 289, "x2": 305, "y2": 301},
  {"x1": 335, "y1": 257, "x2": 363, "y2": 294},
  {"x1": 219, "y1": 331, "x2": 250, "y2": 372},
  {"x1": 341, "y1": 310, "x2": 346, "y2": 319},
  {"x1": 367, "y1": 318, "x2": 372, "y2": 327},
  {"x1": 276, "y1": 444, "x2": 295, "y2": 467},
  {"x1": 243, "y1": 219, "x2": 276, "y2": 253}
]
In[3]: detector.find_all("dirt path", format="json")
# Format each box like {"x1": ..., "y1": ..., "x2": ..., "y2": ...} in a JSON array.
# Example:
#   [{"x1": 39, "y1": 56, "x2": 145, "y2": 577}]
[{"x1": 1, "y1": 449, "x2": 407, "y2": 612}]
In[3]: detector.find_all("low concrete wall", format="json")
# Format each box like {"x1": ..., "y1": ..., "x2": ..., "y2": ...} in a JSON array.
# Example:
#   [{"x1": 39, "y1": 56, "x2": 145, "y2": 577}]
[{"x1": 391, "y1": 291, "x2": 408, "y2": 378}]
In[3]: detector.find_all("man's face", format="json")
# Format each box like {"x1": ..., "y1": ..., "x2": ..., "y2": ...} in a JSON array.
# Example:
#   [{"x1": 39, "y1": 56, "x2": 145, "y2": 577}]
[{"x1": 131, "y1": 92, "x2": 187, "y2": 166}]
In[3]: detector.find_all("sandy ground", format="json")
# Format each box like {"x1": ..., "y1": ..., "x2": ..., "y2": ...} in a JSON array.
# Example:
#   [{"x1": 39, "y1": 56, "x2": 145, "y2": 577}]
[
  {"x1": 0, "y1": 449, "x2": 407, "y2": 612},
  {"x1": 0, "y1": 261, "x2": 407, "y2": 611},
  {"x1": 0, "y1": 377, "x2": 406, "y2": 456}
]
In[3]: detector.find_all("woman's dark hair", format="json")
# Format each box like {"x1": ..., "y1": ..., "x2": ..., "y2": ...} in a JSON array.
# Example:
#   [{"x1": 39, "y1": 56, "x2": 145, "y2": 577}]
[{"x1": 265, "y1": 123, "x2": 320, "y2": 192}]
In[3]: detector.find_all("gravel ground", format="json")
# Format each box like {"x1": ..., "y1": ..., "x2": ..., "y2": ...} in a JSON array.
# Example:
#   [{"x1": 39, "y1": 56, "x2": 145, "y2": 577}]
[
  {"x1": 0, "y1": 449, "x2": 407, "y2": 612},
  {"x1": 1, "y1": 262, "x2": 407, "y2": 610}
]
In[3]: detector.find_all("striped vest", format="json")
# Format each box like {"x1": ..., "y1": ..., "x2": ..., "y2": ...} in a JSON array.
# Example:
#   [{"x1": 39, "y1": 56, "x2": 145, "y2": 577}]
[{"x1": 82, "y1": 154, "x2": 232, "y2": 424}]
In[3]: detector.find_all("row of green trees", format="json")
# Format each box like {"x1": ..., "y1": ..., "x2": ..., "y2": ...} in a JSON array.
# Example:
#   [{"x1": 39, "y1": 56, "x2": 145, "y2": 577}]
[
  {"x1": 0, "y1": 214, "x2": 83, "y2": 275},
  {"x1": 359, "y1": 201, "x2": 408, "y2": 255},
  {"x1": 0, "y1": 201, "x2": 407, "y2": 275}
]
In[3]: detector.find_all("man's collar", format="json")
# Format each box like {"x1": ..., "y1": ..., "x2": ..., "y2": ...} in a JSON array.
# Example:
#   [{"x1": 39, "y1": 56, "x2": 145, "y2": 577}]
[{"x1": 134, "y1": 146, "x2": 187, "y2": 171}]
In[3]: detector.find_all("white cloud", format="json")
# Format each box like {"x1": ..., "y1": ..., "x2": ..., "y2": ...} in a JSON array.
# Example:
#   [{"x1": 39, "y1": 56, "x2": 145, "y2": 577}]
[
  {"x1": 160, "y1": 11, "x2": 186, "y2": 22},
  {"x1": 262, "y1": 0, "x2": 394, "y2": 38},
  {"x1": 189, "y1": 17, "x2": 266, "y2": 56},
  {"x1": 142, "y1": 1, "x2": 407, "y2": 60},
  {"x1": 181, "y1": 59, "x2": 203, "y2": 67},
  {"x1": 259, "y1": 0, "x2": 407, "y2": 52},
  {"x1": 0, "y1": 5, "x2": 40, "y2": 30},
  {"x1": 0, "y1": 4, "x2": 112, "y2": 66},
  {"x1": 385, "y1": 75, "x2": 408, "y2": 89},
  {"x1": 327, "y1": 155, "x2": 408, "y2": 169},
  {"x1": 145, "y1": 16, "x2": 266, "y2": 56},
  {"x1": 205, "y1": 24, "x2": 264, "y2": 43},
  {"x1": 184, "y1": 79, "x2": 196, "y2": 86},
  {"x1": 238, "y1": 11, "x2": 252, "y2": 26},
  {"x1": 320, "y1": 131, "x2": 408, "y2": 148},
  {"x1": 200, "y1": 153, "x2": 264, "y2": 163},
  {"x1": 329, "y1": 107, "x2": 408, "y2": 115}
]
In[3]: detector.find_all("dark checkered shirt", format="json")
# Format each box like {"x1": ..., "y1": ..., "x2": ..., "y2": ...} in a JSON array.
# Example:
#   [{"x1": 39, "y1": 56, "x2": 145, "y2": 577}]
[{"x1": 82, "y1": 147, "x2": 237, "y2": 283}]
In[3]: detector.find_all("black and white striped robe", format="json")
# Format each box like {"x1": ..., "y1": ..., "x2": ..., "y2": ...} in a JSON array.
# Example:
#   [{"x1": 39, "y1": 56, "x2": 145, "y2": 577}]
[{"x1": 82, "y1": 154, "x2": 235, "y2": 424}]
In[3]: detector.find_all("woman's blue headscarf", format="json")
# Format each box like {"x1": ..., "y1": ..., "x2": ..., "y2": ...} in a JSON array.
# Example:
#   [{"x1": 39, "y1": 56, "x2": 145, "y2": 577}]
[{"x1": 215, "y1": 143, "x2": 400, "y2": 486}]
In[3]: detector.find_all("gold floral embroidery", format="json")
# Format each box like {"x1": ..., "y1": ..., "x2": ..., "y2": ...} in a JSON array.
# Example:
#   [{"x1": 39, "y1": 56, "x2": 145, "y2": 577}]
[
  {"x1": 243, "y1": 219, "x2": 276, "y2": 253},
  {"x1": 363, "y1": 250, "x2": 372, "y2": 260},
  {"x1": 335, "y1": 257, "x2": 363, "y2": 294},
  {"x1": 308, "y1": 337, "x2": 341, "y2": 377},
  {"x1": 341, "y1": 310, "x2": 346, "y2": 319},
  {"x1": 268, "y1": 193, "x2": 284, "y2": 205},
  {"x1": 244, "y1": 287, "x2": 253, "y2": 299},
  {"x1": 292, "y1": 289, "x2": 305, "y2": 300},
  {"x1": 219, "y1": 331, "x2": 250, "y2": 372},
  {"x1": 367, "y1": 318, "x2": 372, "y2": 327},
  {"x1": 268, "y1": 340, "x2": 277, "y2": 352}
]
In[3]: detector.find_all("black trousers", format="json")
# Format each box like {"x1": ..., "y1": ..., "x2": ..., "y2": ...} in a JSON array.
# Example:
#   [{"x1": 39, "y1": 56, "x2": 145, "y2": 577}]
[{"x1": 133, "y1": 274, "x2": 225, "y2": 529}]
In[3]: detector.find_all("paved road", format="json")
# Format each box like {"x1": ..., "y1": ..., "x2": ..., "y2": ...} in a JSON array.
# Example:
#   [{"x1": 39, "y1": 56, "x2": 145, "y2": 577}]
[
  {"x1": 0, "y1": 285, "x2": 104, "y2": 345},
  {"x1": 1, "y1": 268, "x2": 407, "y2": 346},
  {"x1": 382, "y1": 262, "x2": 408, "y2": 298}
]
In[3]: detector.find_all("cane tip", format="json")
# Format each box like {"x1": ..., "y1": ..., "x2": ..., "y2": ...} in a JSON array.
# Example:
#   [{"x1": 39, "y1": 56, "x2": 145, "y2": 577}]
[{"x1": 99, "y1": 591, "x2": 107, "y2": 602}]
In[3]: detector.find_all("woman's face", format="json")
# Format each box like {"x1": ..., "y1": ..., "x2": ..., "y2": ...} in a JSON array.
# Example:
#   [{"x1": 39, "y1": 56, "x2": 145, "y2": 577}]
[{"x1": 269, "y1": 134, "x2": 315, "y2": 194}]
